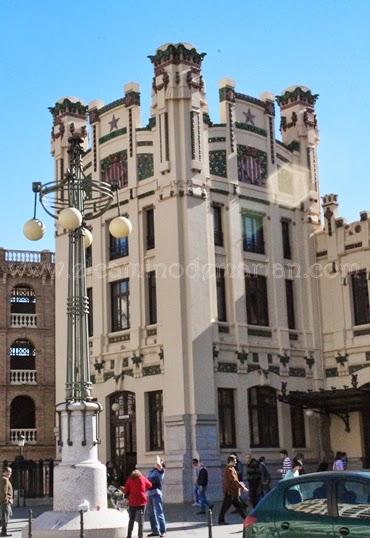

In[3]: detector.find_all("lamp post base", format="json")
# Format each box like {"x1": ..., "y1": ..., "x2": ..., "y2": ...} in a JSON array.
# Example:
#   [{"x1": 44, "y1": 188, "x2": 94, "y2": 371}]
[{"x1": 21, "y1": 508, "x2": 131, "y2": 537}]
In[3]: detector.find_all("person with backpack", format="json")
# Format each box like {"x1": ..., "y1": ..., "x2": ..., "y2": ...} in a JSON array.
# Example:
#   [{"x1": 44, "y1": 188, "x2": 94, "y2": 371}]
[{"x1": 147, "y1": 457, "x2": 166, "y2": 537}]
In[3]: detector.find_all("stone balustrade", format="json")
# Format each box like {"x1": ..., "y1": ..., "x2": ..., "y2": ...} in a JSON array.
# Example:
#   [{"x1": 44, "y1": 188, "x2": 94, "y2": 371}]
[
  {"x1": 10, "y1": 370, "x2": 37, "y2": 385},
  {"x1": 10, "y1": 429, "x2": 37, "y2": 444},
  {"x1": 10, "y1": 313, "x2": 37, "y2": 328}
]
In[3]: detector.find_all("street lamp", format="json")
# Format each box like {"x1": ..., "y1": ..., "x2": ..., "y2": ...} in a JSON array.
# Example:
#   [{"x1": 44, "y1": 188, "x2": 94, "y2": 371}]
[
  {"x1": 16, "y1": 434, "x2": 25, "y2": 507},
  {"x1": 23, "y1": 120, "x2": 132, "y2": 535}
]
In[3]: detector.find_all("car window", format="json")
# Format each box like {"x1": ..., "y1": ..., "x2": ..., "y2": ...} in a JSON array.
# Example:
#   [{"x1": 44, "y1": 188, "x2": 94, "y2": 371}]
[
  {"x1": 285, "y1": 480, "x2": 328, "y2": 516},
  {"x1": 336, "y1": 479, "x2": 370, "y2": 519}
]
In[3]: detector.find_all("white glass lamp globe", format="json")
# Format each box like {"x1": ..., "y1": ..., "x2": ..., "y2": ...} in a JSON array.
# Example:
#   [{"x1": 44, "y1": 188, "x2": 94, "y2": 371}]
[
  {"x1": 305, "y1": 408, "x2": 314, "y2": 417},
  {"x1": 83, "y1": 228, "x2": 93, "y2": 248},
  {"x1": 23, "y1": 218, "x2": 45, "y2": 241},
  {"x1": 111, "y1": 402, "x2": 120, "y2": 412},
  {"x1": 109, "y1": 216, "x2": 132, "y2": 238},
  {"x1": 59, "y1": 207, "x2": 83, "y2": 230}
]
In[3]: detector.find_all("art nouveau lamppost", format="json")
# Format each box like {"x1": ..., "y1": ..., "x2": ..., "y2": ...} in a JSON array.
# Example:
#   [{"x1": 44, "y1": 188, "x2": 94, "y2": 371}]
[{"x1": 23, "y1": 124, "x2": 132, "y2": 537}]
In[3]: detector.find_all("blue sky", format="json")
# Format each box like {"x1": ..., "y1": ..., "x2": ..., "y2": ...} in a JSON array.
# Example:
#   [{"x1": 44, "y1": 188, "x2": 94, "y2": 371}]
[{"x1": 1, "y1": 0, "x2": 369, "y2": 252}]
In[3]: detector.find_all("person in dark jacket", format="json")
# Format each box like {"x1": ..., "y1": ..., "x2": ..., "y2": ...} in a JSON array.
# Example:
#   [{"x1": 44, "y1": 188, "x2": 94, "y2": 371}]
[
  {"x1": 195, "y1": 461, "x2": 213, "y2": 515},
  {"x1": 245, "y1": 453, "x2": 262, "y2": 508},
  {"x1": 122, "y1": 469, "x2": 152, "y2": 538},
  {"x1": 218, "y1": 455, "x2": 247, "y2": 525},
  {"x1": 258, "y1": 457, "x2": 271, "y2": 496}
]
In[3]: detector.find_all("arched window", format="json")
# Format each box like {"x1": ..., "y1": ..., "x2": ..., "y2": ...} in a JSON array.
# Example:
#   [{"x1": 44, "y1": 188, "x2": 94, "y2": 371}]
[
  {"x1": 248, "y1": 386, "x2": 279, "y2": 448},
  {"x1": 10, "y1": 339, "x2": 36, "y2": 370},
  {"x1": 10, "y1": 396, "x2": 35, "y2": 429},
  {"x1": 10, "y1": 285, "x2": 36, "y2": 314},
  {"x1": 109, "y1": 391, "x2": 136, "y2": 483}
]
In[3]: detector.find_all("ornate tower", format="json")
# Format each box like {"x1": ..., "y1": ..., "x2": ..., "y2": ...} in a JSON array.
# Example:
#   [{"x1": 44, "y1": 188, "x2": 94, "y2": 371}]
[
  {"x1": 148, "y1": 44, "x2": 221, "y2": 501},
  {"x1": 276, "y1": 86, "x2": 320, "y2": 222}
]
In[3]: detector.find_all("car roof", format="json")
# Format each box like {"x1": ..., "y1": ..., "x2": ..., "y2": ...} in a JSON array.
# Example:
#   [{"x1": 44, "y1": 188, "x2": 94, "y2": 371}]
[{"x1": 281, "y1": 471, "x2": 370, "y2": 483}]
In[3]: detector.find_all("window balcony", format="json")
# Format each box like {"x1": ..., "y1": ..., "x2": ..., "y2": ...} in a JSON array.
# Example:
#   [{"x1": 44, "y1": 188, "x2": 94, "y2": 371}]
[
  {"x1": 10, "y1": 313, "x2": 37, "y2": 328},
  {"x1": 10, "y1": 429, "x2": 37, "y2": 445},
  {"x1": 10, "y1": 370, "x2": 37, "y2": 385}
]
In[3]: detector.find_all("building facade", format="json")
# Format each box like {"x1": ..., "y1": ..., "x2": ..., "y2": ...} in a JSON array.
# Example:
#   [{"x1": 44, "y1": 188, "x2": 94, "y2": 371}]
[
  {"x1": 51, "y1": 43, "x2": 368, "y2": 501},
  {"x1": 0, "y1": 248, "x2": 55, "y2": 462}
]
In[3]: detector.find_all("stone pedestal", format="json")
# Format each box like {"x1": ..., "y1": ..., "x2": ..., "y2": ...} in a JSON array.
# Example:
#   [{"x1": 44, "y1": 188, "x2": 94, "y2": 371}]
[{"x1": 23, "y1": 401, "x2": 131, "y2": 537}]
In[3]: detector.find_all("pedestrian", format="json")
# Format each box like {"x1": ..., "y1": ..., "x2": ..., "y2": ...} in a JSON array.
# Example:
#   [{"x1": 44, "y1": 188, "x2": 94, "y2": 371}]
[
  {"x1": 283, "y1": 458, "x2": 303, "y2": 480},
  {"x1": 195, "y1": 460, "x2": 213, "y2": 515},
  {"x1": 258, "y1": 457, "x2": 271, "y2": 496},
  {"x1": 245, "y1": 453, "x2": 262, "y2": 508},
  {"x1": 230, "y1": 452, "x2": 243, "y2": 482},
  {"x1": 0, "y1": 466, "x2": 13, "y2": 538},
  {"x1": 122, "y1": 468, "x2": 152, "y2": 538},
  {"x1": 191, "y1": 458, "x2": 201, "y2": 506},
  {"x1": 279, "y1": 449, "x2": 292, "y2": 478},
  {"x1": 147, "y1": 456, "x2": 166, "y2": 537},
  {"x1": 341, "y1": 452, "x2": 348, "y2": 470},
  {"x1": 333, "y1": 452, "x2": 344, "y2": 471},
  {"x1": 218, "y1": 455, "x2": 247, "y2": 525},
  {"x1": 295, "y1": 452, "x2": 305, "y2": 475}
]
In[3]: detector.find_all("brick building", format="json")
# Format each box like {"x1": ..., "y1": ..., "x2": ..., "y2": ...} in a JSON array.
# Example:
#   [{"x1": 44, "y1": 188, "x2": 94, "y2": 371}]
[{"x1": 0, "y1": 248, "x2": 55, "y2": 462}]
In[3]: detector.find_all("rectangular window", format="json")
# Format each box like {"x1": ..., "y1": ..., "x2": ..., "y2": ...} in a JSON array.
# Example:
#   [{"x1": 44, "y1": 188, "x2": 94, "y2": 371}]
[
  {"x1": 281, "y1": 219, "x2": 292, "y2": 259},
  {"x1": 148, "y1": 391, "x2": 164, "y2": 451},
  {"x1": 216, "y1": 268, "x2": 227, "y2": 322},
  {"x1": 245, "y1": 274, "x2": 269, "y2": 326},
  {"x1": 146, "y1": 271, "x2": 157, "y2": 325},
  {"x1": 290, "y1": 406, "x2": 306, "y2": 448},
  {"x1": 145, "y1": 207, "x2": 155, "y2": 250},
  {"x1": 87, "y1": 287, "x2": 93, "y2": 337},
  {"x1": 351, "y1": 270, "x2": 370, "y2": 326},
  {"x1": 111, "y1": 279, "x2": 130, "y2": 332},
  {"x1": 213, "y1": 205, "x2": 224, "y2": 247},
  {"x1": 242, "y1": 213, "x2": 264, "y2": 254},
  {"x1": 86, "y1": 245, "x2": 92, "y2": 268},
  {"x1": 249, "y1": 387, "x2": 279, "y2": 447},
  {"x1": 285, "y1": 279, "x2": 296, "y2": 330},
  {"x1": 109, "y1": 233, "x2": 128, "y2": 260},
  {"x1": 218, "y1": 388, "x2": 236, "y2": 448}
]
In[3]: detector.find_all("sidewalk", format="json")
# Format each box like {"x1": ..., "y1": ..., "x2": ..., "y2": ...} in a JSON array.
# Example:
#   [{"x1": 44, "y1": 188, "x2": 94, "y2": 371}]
[{"x1": 8, "y1": 502, "x2": 244, "y2": 537}]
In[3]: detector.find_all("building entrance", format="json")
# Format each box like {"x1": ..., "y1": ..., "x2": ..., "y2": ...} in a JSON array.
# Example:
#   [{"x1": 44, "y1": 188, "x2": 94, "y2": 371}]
[{"x1": 109, "y1": 391, "x2": 136, "y2": 483}]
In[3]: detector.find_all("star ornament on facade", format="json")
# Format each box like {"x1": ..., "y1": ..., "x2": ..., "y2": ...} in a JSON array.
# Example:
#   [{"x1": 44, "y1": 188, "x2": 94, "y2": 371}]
[
  {"x1": 109, "y1": 114, "x2": 119, "y2": 132},
  {"x1": 244, "y1": 108, "x2": 256, "y2": 125}
]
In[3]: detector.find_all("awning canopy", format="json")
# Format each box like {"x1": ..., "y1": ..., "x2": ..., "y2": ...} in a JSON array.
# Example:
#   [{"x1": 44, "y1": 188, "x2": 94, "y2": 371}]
[{"x1": 279, "y1": 386, "x2": 370, "y2": 432}]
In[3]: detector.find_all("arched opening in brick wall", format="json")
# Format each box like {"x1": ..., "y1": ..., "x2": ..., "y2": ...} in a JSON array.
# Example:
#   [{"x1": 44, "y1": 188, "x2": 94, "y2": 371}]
[
  {"x1": 10, "y1": 396, "x2": 36, "y2": 429},
  {"x1": 10, "y1": 284, "x2": 36, "y2": 314},
  {"x1": 9, "y1": 339, "x2": 36, "y2": 370}
]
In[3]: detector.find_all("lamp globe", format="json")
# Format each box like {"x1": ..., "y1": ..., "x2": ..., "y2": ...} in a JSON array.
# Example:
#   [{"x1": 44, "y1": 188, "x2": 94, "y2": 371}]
[{"x1": 23, "y1": 218, "x2": 45, "y2": 241}]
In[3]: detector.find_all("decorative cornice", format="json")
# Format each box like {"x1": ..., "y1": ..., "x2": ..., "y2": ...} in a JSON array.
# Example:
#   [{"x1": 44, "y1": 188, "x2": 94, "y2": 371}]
[
  {"x1": 276, "y1": 87, "x2": 319, "y2": 109},
  {"x1": 148, "y1": 44, "x2": 206, "y2": 75},
  {"x1": 235, "y1": 122, "x2": 267, "y2": 137},
  {"x1": 99, "y1": 127, "x2": 127, "y2": 145},
  {"x1": 98, "y1": 98, "x2": 126, "y2": 116},
  {"x1": 49, "y1": 98, "x2": 87, "y2": 122}
]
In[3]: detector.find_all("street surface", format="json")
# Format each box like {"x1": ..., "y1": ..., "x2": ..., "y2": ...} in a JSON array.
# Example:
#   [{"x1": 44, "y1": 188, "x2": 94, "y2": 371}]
[{"x1": 8, "y1": 502, "x2": 243, "y2": 537}]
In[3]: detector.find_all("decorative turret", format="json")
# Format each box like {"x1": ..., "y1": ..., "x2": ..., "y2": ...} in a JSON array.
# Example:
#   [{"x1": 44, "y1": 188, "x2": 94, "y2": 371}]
[
  {"x1": 322, "y1": 194, "x2": 339, "y2": 236},
  {"x1": 276, "y1": 86, "x2": 319, "y2": 150},
  {"x1": 149, "y1": 43, "x2": 208, "y2": 181},
  {"x1": 50, "y1": 97, "x2": 88, "y2": 185}
]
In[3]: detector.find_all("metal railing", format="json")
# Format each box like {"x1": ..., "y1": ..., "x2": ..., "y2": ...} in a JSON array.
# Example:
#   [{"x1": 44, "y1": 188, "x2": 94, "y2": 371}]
[
  {"x1": 10, "y1": 370, "x2": 37, "y2": 384},
  {"x1": 10, "y1": 429, "x2": 37, "y2": 444},
  {"x1": 10, "y1": 313, "x2": 37, "y2": 328}
]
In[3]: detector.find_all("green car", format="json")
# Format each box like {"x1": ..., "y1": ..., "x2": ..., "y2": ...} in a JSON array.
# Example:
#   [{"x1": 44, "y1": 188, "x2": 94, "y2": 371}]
[{"x1": 243, "y1": 471, "x2": 370, "y2": 537}]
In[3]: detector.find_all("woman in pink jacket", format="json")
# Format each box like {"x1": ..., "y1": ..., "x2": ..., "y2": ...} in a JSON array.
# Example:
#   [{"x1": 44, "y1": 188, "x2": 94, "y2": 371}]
[{"x1": 123, "y1": 469, "x2": 152, "y2": 538}]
